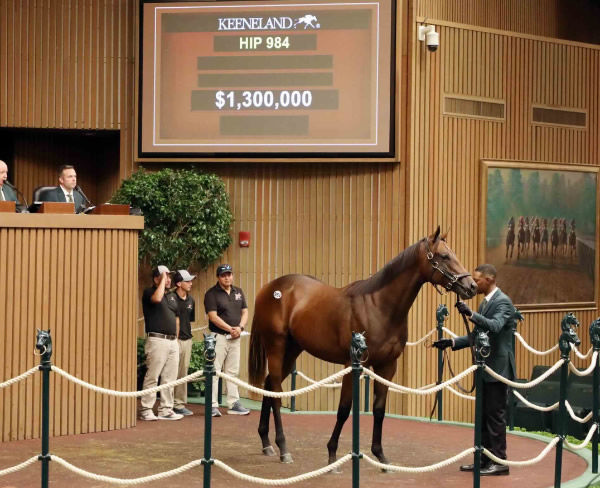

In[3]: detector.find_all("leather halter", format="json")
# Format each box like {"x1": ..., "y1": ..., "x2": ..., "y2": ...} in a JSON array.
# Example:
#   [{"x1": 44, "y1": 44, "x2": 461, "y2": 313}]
[{"x1": 425, "y1": 239, "x2": 471, "y2": 294}]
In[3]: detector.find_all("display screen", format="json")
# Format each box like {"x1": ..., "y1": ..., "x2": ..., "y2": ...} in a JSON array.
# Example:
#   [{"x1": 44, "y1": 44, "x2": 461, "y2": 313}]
[{"x1": 139, "y1": 0, "x2": 395, "y2": 157}]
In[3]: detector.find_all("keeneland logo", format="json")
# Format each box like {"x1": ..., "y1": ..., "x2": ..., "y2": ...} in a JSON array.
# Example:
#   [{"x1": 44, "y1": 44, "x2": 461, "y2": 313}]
[{"x1": 217, "y1": 14, "x2": 320, "y2": 31}]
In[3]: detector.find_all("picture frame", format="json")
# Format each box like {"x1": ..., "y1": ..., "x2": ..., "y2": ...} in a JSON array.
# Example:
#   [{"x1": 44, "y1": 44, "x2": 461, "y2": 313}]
[{"x1": 480, "y1": 160, "x2": 599, "y2": 310}]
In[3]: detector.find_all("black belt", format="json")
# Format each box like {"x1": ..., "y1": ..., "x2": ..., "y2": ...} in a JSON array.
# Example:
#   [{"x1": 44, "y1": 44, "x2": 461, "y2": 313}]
[{"x1": 147, "y1": 332, "x2": 177, "y2": 340}]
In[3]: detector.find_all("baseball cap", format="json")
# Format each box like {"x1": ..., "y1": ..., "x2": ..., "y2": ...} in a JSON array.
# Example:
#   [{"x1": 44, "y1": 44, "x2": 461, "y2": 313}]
[
  {"x1": 174, "y1": 270, "x2": 197, "y2": 284},
  {"x1": 152, "y1": 265, "x2": 171, "y2": 277},
  {"x1": 216, "y1": 264, "x2": 233, "y2": 276}
]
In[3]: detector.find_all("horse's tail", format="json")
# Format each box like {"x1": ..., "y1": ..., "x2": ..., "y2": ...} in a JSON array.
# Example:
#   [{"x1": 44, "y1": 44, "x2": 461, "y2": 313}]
[{"x1": 248, "y1": 315, "x2": 267, "y2": 387}]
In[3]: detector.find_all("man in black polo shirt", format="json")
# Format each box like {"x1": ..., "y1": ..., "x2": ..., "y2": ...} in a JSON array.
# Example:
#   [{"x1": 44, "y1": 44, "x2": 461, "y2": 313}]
[
  {"x1": 140, "y1": 266, "x2": 183, "y2": 421},
  {"x1": 204, "y1": 264, "x2": 250, "y2": 417},
  {"x1": 173, "y1": 269, "x2": 196, "y2": 416}
]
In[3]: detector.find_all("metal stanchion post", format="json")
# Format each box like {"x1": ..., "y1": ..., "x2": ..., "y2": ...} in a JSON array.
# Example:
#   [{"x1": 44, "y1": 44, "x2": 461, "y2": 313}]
[
  {"x1": 472, "y1": 330, "x2": 489, "y2": 488},
  {"x1": 36, "y1": 330, "x2": 53, "y2": 488},
  {"x1": 436, "y1": 304, "x2": 448, "y2": 421},
  {"x1": 202, "y1": 334, "x2": 217, "y2": 488},
  {"x1": 350, "y1": 333, "x2": 367, "y2": 488},
  {"x1": 509, "y1": 308, "x2": 524, "y2": 431},
  {"x1": 290, "y1": 361, "x2": 297, "y2": 412},
  {"x1": 589, "y1": 318, "x2": 600, "y2": 473},
  {"x1": 554, "y1": 313, "x2": 580, "y2": 488}
]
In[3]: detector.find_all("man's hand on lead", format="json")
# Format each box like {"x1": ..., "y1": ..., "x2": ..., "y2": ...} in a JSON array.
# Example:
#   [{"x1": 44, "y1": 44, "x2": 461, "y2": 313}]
[{"x1": 456, "y1": 301, "x2": 473, "y2": 317}]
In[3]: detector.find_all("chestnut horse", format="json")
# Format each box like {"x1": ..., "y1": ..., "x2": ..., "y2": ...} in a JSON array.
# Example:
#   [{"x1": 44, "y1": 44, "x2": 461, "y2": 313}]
[{"x1": 248, "y1": 228, "x2": 477, "y2": 467}]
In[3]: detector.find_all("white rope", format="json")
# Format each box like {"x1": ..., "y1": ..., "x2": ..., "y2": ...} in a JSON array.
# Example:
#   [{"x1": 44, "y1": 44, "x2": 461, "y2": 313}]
[
  {"x1": 213, "y1": 454, "x2": 352, "y2": 485},
  {"x1": 0, "y1": 456, "x2": 38, "y2": 477},
  {"x1": 565, "y1": 424, "x2": 597, "y2": 450},
  {"x1": 483, "y1": 437, "x2": 560, "y2": 466},
  {"x1": 51, "y1": 366, "x2": 204, "y2": 398},
  {"x1": 51, "y1": 455, "x2": 202, "y2": 485},
  {"x1": 295, "y1": 371, "x2": 343, "y2": 388},
  {"x1": 571, "y1": 343, "x2": 594, "y2": 360},
  {"x1": 389, "y1": 382, "x2": 437, "y2": 394},
  {"x1": 512, "y1": 390, "x2": 558, "y2": 412},
  {"x1": 363, "y1": 365, "x2": 477, "y2": 395},
  {"x1": 217, "y1": 367, "x2": 352, "y2": 398},
  {"x1": 441, "y1": 327, "x2": 459, "y2": 338},
  {"x1": 514, "y1": 332, "x2": 559, "y2": 356},
  {"x1": 445, "y1": 385, "x2": 475, "y2": 401},
  {"x1": 191, "y1": 326, "x2": 209, "y2": 333},
  {"x1": 362, "y1": 448, "x2": 475, "y2": 473},
  {"x1": 568, "y1": 351, "x2": 598, "y2": 376},
  {"x1": 565, "y1": 401, "x2": 593, "y2": 423},
  {"x1": 405, "y1": 329, "x2": 436, "y2": 346},
  {"x1": 485, "y1": 359, "x2": 565, "y2": 388},
  {"x1": 0, "y1": 366, "x2": 39, "y2": 389}
]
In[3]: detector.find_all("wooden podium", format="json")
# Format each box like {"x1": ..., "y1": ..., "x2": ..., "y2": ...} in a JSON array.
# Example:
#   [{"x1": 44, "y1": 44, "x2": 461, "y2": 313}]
[
  {"x1": 0, "y1": 201, "x2": 16, "y2": 212},
  {"x1": 93, "y1": 203, "x2": 130, "y2": 215},
  {"x1": 0, "y1": 213, "x2": 144, "y2": 441},
  {"x1": 38, "y1": 202, "x2": 75, "y2": 213}
]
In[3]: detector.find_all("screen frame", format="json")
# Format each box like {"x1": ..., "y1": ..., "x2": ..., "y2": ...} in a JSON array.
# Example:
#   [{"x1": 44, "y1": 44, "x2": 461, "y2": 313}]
[{"x1": 136, "y1": 0, "x2": 396, "y2": 160}]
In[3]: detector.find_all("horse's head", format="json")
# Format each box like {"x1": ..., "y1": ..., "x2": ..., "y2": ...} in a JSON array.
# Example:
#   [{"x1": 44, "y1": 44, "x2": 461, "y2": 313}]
[
  {"x1": 589, "y1": 318, "x2": 600, "y2": 349},
  {"x1": 35, "y1": 329, "x2": 52, "y2": 357},
  {"x1": 423, "y1": 227, "x2": 477, "y2": 300},
  {"x1": 350, "y1": 332, "x2": 368, "y2": 362},
  {"x1": 203, "y1": 333, "x2": 217, "y2": 362},
  {"x1": 474, "y1": 329, "x2": 491, "y2": 359},
  {"x1": 559, "y1": 312, "x2": 581, "y2": 355},
  {"x1": 436, "y1": 304, "x2": 449, "y2": 324}
]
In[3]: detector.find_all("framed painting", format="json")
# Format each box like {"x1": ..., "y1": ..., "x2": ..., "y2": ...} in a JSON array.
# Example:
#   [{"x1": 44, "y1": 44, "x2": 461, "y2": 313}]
[{"x1": 480, "y1": 160, "x2": 599, "y2": 310}]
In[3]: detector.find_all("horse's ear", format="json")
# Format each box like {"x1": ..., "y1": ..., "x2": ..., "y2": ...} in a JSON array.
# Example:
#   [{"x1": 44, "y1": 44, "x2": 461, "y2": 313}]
[{"x1": 430, "y1": 226, "x2": 441, "y2": 243}]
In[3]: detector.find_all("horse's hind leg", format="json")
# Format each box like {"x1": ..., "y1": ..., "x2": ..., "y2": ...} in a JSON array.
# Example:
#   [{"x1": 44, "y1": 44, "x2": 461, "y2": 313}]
[
  {"x1": 326, "y1": 372, "x2": 352, "y2": 472},
  {"x1": 258, "y1": 376, "x2": 276, "y2": 456}
]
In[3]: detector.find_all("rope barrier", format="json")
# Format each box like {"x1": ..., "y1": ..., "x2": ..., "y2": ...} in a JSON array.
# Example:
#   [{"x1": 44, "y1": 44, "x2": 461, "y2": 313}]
[
  {"x1": 213, "y1": 454, "x2": 352, "y2": 485},
  {"x1": 405, "y1": 329, "x2": 436, "y2": 346},
  {"x1": 363, "y1": 365, "x2": 477, "y2": 395},
  {"x1": 51, "y1": 455, "x2": 203, "y2": 485},
  {"x1": 512, "y1": 390, "x2": 558, "y2": 412},
  {"x1": 484, "y1": 359, "x2": 565, "y2": 388},
  {"x1": 0, "y1": 456, "x2": 38, "y2": 477},
  {"x1": 295, "y1": 370, "x2": 343, "y2": 388},
  {"x1": 361, "y1": 448, "x2": 475, "y2": 473},
  {"x1": 565, "y1": 401, "x2": 593, "y2": 423},
  {"x1": 51, "y1": 366, "x2": 204, "y2": 397},
  {"x1": 483, "y1": 437, "x2": 560, "y2": 466},
  {"x1": 571, "y1": 343, "x2": 594, "y2": 360},
  {"x1": 217, "y1": 368, "x2": 352, "y2": 398},
  {"x1": 564, "y1": 424, "x2": 597, "y2": 450},
  {"x1": 441, "y1": 327, "x2": 459, "y2": 338},
  {"x1": 444, "y1": 385, "x2": 475, "y2": 401},
  {"x1": 0, "y1": 366, "x2": 39, "y2": 389},
  {"x1": 514, "y1": 332, "x2": 559, "y2": 355},
  {"x1": 568, "y1": 351, "x2": 598, "y2": 376}
]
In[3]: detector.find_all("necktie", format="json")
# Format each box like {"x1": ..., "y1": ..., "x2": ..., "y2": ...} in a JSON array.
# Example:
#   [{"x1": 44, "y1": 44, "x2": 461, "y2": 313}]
[
  {"x1": 67, "y1": 193, "x2": 73, "y2": 203},
  {"x1": 480, "y1": 298, "x2": 488, "y2": 312}
]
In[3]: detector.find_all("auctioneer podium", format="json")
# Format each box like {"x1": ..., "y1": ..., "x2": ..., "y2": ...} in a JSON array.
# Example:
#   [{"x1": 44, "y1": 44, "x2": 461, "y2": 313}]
[{"x1": 0, "y1": 212, "x2": 143, "y2": 441}]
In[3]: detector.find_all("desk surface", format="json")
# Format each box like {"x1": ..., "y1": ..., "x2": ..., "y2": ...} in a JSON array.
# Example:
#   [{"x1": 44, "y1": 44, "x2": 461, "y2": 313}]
[{"x1": 0, "y1": 213, "x2": 144, "y2": 230}]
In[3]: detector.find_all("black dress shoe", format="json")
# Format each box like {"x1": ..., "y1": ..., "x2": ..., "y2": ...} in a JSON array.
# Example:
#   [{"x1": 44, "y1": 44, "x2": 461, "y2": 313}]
[
  {"x1": 480, "y1": 462, "x2": 509, "y2": 476},
  {"x1": 459, "y1": 462, "x2": 489, "y2": 472}
]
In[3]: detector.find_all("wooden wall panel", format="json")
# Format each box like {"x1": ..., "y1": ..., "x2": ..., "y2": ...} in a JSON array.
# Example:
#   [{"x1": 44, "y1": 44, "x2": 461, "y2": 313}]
[
  {"x1": 408, "y1": 21, "x2": 600, "y2": 422},
  {"x1": 0, "y1": 218, "x2": 140, "y2": 441}
]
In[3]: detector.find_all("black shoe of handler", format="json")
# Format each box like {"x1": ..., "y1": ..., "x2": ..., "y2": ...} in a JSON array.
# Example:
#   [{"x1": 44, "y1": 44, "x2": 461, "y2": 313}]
[
  {"x1": 480, "y1": 462, "x2": 509, "y2": 476},
  {"x1": 459, "y1": 462, "x2": 489, "y2": 472}
]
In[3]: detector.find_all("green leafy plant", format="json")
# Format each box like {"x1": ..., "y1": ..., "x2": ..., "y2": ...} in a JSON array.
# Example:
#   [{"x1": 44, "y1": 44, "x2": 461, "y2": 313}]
[
  {"x1": 111, "y1": 168, "x2": 233, "y2": 269},
  {"x1": 188, "y1": 340, "x2": 206, "y2": 393},
  {"x1": 137, "y1": 337, "x2": 147, "y2": 391}
]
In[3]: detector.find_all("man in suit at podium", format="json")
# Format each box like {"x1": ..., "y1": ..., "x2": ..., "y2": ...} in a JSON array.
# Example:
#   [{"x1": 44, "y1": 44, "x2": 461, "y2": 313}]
[
  {"x1": 38, "y1": 164, "x2": 88, "y2": 213},
  {"x1": 0, "y1": 160, "x2": 18, "y2": 202}
]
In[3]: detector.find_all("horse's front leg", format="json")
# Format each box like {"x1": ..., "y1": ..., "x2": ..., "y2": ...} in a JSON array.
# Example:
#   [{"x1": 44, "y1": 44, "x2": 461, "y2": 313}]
[
  {"x1": 326, "y1": 373, "x2": 353, "y2": 471},
  {"x1": 371, "y1": 363, "x2": 395, "y2": 467},
  {"x1": 258, "y1": 376, "x2": 276, "y2": 456}
]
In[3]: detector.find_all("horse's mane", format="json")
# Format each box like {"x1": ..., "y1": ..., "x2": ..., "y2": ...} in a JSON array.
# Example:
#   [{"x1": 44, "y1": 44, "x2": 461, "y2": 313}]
[{"x1": 343, "y1": 239, "x2": 424, "y2": 296}]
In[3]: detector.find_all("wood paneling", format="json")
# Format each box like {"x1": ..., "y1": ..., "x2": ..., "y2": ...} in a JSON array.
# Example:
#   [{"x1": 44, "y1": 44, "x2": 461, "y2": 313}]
[
  {"x1": 408, "y1": 20, "x2": 600, "y2": 422},
  {"x1": 0, "y1": 215, "x2": 142, "y2": 441}
]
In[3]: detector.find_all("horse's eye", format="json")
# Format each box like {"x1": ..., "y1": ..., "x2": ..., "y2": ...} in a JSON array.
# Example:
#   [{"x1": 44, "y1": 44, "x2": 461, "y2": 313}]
[{"x1": 440, "y1": 253, "x2": 450, "y2": 260}]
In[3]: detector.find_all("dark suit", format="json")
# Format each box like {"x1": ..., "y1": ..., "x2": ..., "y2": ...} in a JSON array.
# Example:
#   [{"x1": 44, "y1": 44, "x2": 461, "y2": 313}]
[
  {"x1": 453, "y1": 288, "x2": 516, "y2": 462},
  {"x1": 1, "y1": 184, "x2": 17, "y2": 202},
  {"x1": 38, "y1": 187, "x2": 86, "y2": 213}
]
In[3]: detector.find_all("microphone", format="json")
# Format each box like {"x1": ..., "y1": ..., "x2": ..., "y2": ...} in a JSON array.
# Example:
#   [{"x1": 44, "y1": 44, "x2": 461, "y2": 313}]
[
  {"x1": 75, "y1": 185, "x2": 92, "y2": 207},
  {"x1": 4, "y1": 180, "x2": 29, "y2": 208}
]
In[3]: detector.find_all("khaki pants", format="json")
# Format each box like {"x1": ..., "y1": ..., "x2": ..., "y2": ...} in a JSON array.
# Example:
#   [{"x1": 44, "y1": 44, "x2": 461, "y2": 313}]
[
  {"x1": 141, "y1": 337, "x2": 179, "y2": 415},
  {"x1": 174, "y1": 338, "x2": 193, "y2": 409},
  {"x1": 212, "y1": 334, "x2": 241, "y2": 408}
]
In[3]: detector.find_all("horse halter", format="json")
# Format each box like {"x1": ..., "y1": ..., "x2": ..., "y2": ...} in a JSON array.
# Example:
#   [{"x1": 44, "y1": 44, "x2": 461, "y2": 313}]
[{"x1": 425, "y1": 239, "x2": 471, "y2": 295}]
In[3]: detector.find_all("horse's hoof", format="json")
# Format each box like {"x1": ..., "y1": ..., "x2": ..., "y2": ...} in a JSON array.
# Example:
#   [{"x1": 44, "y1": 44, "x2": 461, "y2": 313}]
[
  {"x1": 280, "y1": 453, "x2": 294, "y2": 463},
  {"x1": 262, "y1": 446, "x2": 276, "y2": 456},
  {"x1": 380, "y1": 464, "x2": 392, "y2": 473}
]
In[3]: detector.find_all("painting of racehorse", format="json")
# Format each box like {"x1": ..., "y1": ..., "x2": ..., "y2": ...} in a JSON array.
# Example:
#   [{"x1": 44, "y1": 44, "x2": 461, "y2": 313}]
[{"x1": 480, "y1": 161, "x2": 598, "y2": 309}]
